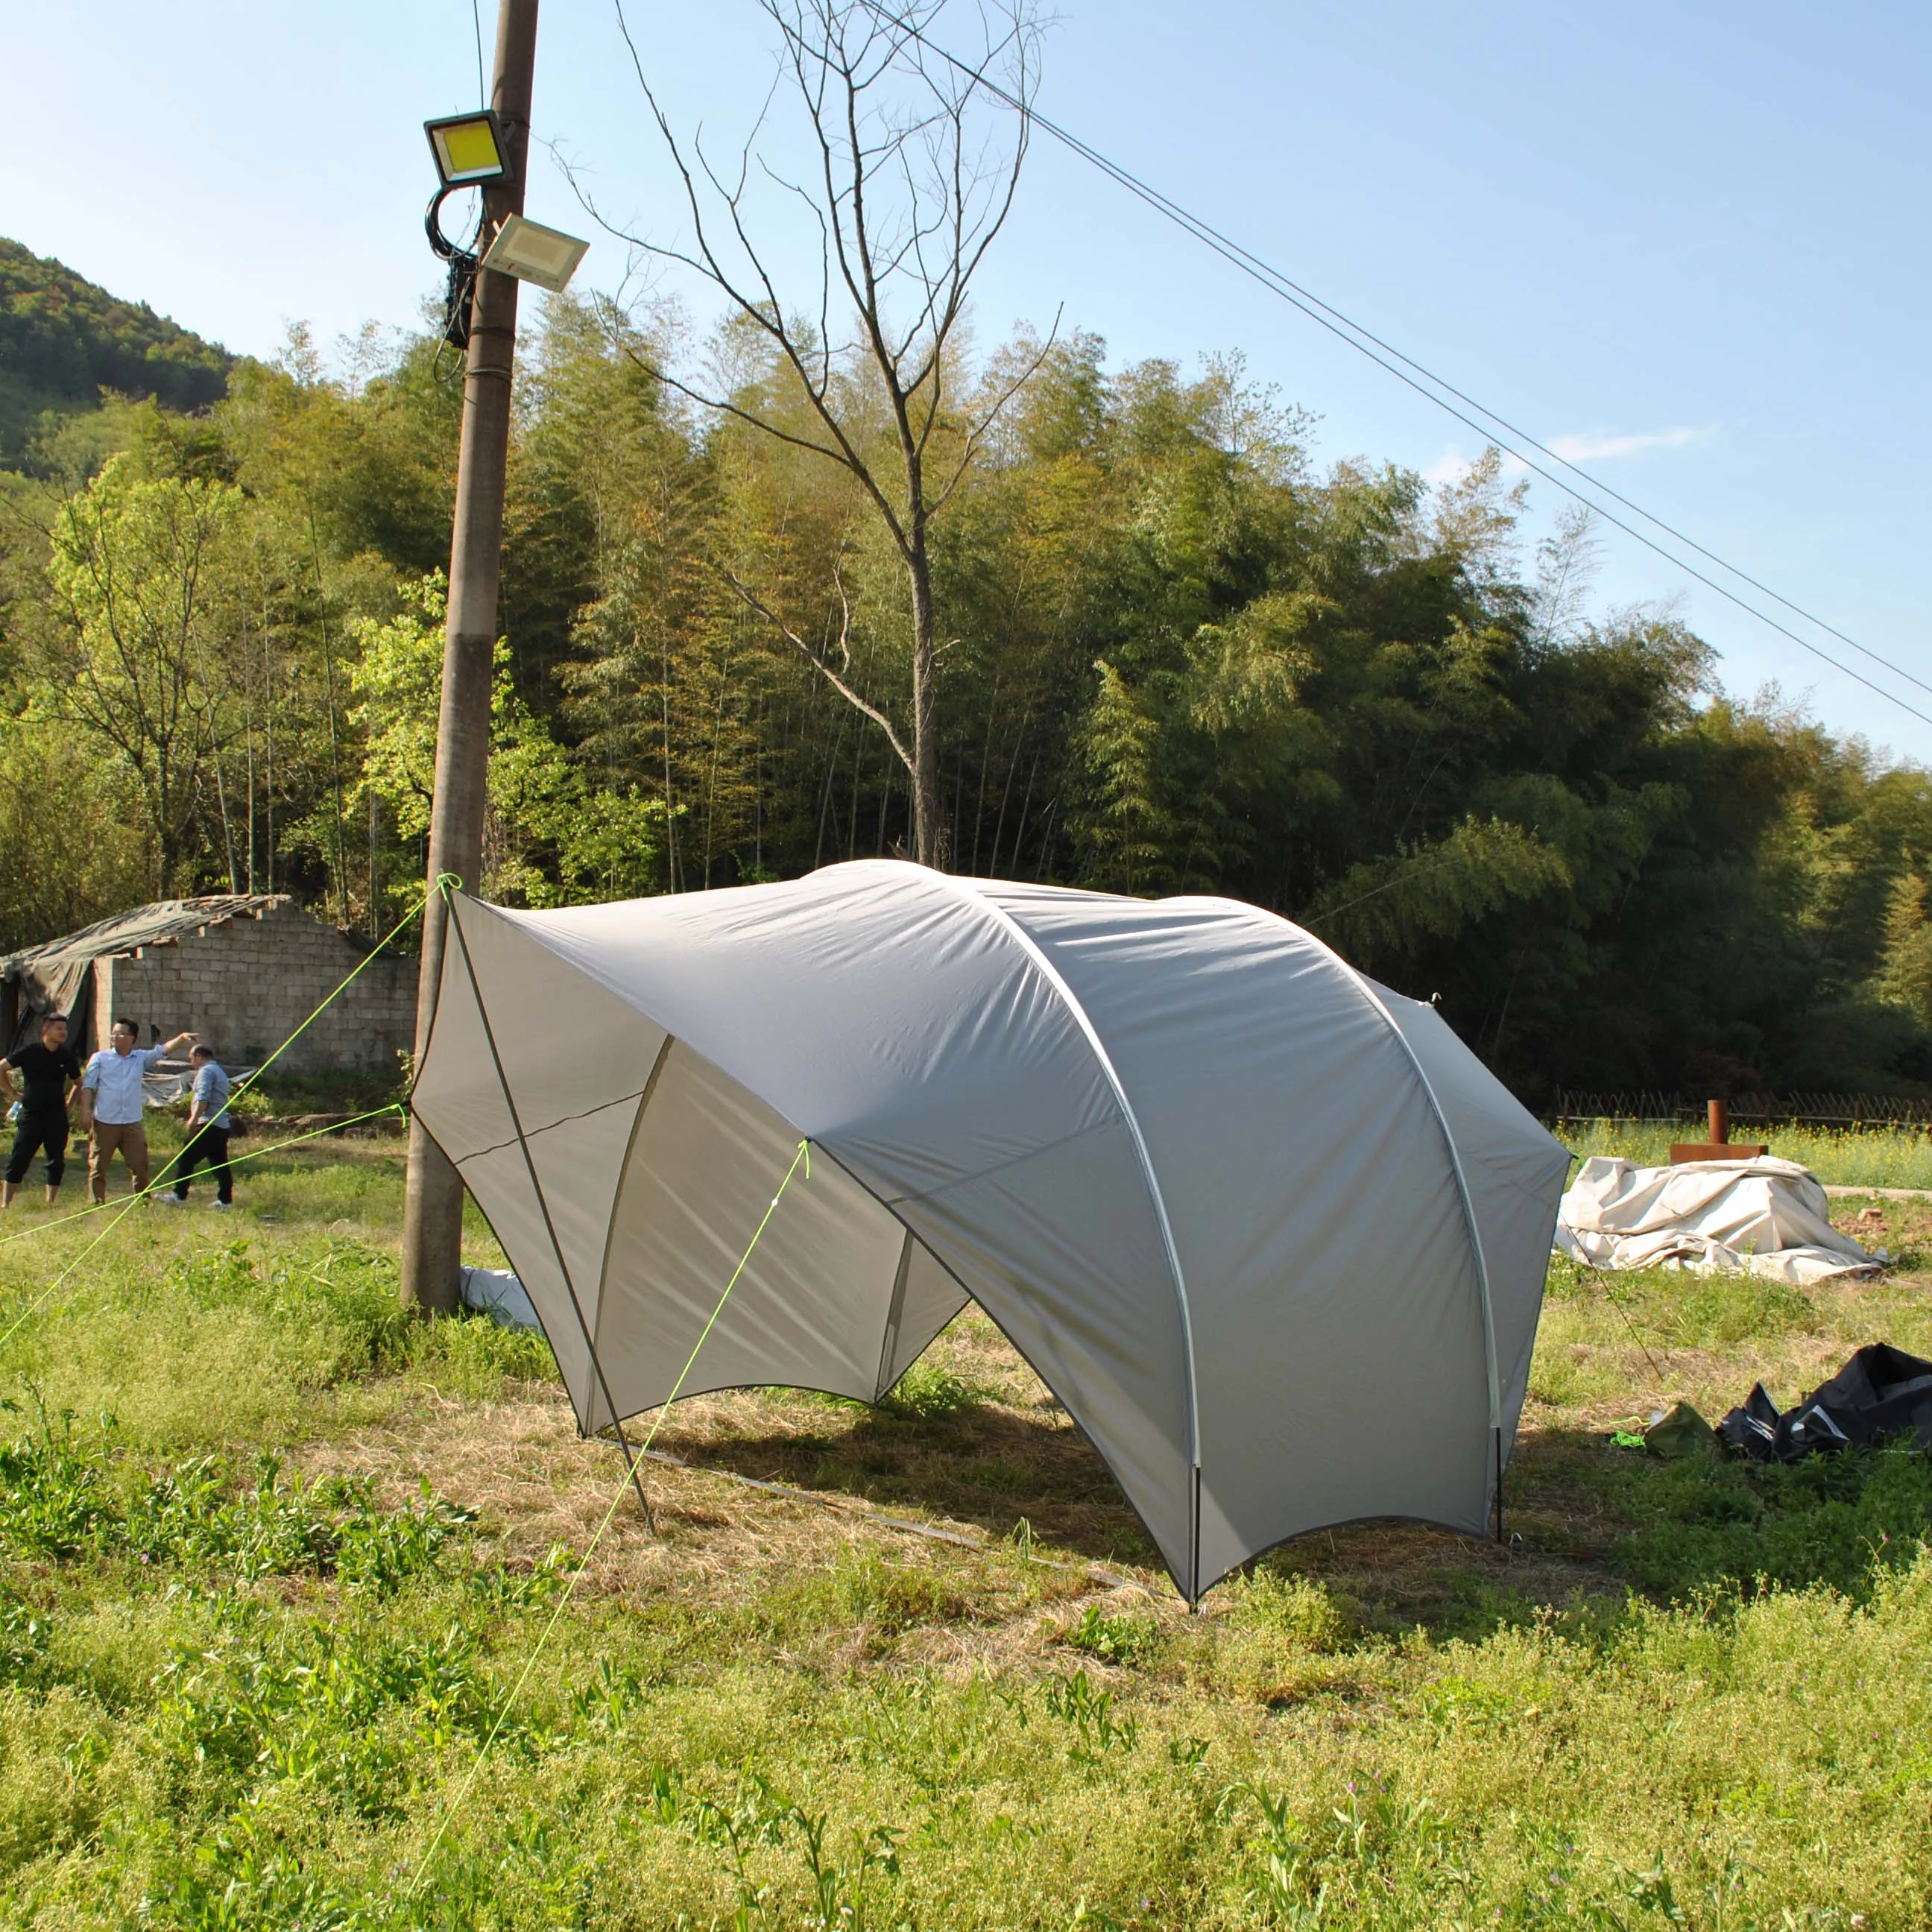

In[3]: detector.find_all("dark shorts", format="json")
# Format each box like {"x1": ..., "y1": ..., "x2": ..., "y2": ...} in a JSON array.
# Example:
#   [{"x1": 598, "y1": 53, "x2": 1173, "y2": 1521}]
[{"x1": 6, "y1": 1111, "x2": 69, "y2": 1187}]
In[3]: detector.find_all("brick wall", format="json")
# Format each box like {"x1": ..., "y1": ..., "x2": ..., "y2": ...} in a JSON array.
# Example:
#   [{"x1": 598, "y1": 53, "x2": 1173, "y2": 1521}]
[{"x1": 90, "y1": 900, "x2": 418, "y2": 1073}]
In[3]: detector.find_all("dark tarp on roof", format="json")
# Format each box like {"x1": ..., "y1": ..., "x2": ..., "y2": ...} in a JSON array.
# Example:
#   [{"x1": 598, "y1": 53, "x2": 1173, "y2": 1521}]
[{"x1": 1, "y1": 895, "x2": 283, "y2": 1054}]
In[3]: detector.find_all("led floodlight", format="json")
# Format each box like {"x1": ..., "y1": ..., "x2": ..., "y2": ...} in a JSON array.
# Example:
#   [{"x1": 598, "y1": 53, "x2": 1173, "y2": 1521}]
[
  {"x1": 424, "y1": 111, "x2": 509, "y2": 187},
  {"x1": 479, "y1": 213, "x2": 590, "y2": 294}
]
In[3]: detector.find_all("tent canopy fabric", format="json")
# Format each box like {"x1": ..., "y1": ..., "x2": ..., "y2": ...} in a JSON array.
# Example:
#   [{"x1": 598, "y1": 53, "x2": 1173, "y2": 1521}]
[{"x1": 410, "y1": 862, "x2": 1569, "y2": 1600}]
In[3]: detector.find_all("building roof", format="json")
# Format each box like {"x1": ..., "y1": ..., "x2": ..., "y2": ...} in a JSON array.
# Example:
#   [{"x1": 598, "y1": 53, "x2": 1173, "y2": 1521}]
[{"x1": 1, "y1": 894, "x2": 287, "y2": 981}]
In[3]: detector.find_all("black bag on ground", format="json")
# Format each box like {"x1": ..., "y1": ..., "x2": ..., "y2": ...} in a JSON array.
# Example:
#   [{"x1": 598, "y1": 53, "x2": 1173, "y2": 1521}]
[{"x1": 1717, "y1": 1343, "x2": 1932, "y2": 1463}]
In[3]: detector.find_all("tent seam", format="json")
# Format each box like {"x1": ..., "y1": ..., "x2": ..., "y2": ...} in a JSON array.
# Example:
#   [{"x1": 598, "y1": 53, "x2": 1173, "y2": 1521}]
[
  {"x1": 438, "y1": 1084, "x2": 655, "y2": 1167},
  {"x1": 1264, "y1": 915, "x2": 1504, "y2": 1441},
  {"x1": 877, "y1": 1118, "x2": 1119, "y2": 1206},
  {"x1": 920, "y1": 870, "x2": 1203, "y2": 1584},
  {"x1": 591, "y1": 1032, "x2": 676, "y2": 1389}
]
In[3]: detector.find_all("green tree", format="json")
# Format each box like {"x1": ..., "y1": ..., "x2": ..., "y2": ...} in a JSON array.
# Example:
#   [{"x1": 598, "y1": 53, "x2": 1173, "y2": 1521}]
[
  {"x1": 350, "y1": 575, "x2": 661, "y2": 909},
  {"x1": 40, "y1": 455, "x2": 242, "y2": 890}
]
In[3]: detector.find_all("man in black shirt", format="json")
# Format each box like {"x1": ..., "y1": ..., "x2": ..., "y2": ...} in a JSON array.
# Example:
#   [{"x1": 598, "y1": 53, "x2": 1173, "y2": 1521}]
[{"x1": 1, "y1": 1013, "x2": 83, "y2": 1208}]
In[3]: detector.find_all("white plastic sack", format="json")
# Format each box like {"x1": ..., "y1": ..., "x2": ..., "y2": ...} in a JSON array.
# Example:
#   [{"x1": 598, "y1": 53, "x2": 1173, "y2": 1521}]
[{"x1": 1555, "y1": 1155, "x2": 1882, "y2": 1284}]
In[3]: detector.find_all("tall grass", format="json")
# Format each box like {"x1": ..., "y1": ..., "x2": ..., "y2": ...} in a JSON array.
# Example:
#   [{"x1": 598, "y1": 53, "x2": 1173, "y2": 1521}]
[{"x1": 1559, "y1": 1117, "x2": 1932, "y2": 1189}]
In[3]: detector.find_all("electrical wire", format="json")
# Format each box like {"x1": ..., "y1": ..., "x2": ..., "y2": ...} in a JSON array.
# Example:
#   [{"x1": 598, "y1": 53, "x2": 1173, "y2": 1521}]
[
  {"x1": 855, "y1": 1, "x2": 1932, "y2": 729},
  {"x1": 470, "y1": 0, "x2": 487, "y2": 108}
]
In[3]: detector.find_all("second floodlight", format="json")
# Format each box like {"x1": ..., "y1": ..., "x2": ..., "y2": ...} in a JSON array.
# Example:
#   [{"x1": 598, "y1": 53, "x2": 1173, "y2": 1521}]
[
  {"x1": 479, "y1": 214, "x2": 590, "y2": 294},
  {"x1": 424, "y1": 111, "x2": 509, "y2": 188}
]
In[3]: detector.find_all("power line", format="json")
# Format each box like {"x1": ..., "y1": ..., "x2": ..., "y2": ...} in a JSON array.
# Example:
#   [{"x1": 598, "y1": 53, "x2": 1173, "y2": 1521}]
[{"x1": 861, "y1": 1, "x2": 1932, "y2": 730}]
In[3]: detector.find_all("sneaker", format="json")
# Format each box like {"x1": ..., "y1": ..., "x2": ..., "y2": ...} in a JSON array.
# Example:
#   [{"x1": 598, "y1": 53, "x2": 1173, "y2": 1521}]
[
  {"x1": 154, "y1": 1193, "x2": 187, "y2": 1207},
  {"x1": 211, "y1": 1199, "x2": 234, "y2": 1211}
]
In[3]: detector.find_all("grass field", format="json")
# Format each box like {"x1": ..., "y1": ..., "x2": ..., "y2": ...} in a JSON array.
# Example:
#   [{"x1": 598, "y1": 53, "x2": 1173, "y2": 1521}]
[
  {"x1": 0, "y1": 1129, "x2": 1929, "y2": 1928},
  {"x1": 1558, "y1": 1117, "x2": 1932, "y2": 1190}
]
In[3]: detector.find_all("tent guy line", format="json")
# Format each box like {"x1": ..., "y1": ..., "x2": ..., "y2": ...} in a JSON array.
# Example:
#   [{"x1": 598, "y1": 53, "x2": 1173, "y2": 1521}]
[
  {"x1": 850, "y1": 0, "x2": 1932, "y2": 727},
  {"x1": 405, "y1": 1131, "x2": 815, "y2": 1898}
]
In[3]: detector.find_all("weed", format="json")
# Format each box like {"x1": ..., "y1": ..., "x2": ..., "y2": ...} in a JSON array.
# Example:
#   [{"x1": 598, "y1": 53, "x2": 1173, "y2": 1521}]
[
  {"x1": 404, "y1": 1307, "x2": 556, "y2": 1398},
  {"x1": 1671, "y1": 1272, "x2": 1819, "y2": 1348},
  {"x1": 1041, "y1": 1669, "x2": 1140, "y2": 1759},
  {"x1": 1061, "y1": 1603, "x2": 1161, "y2": 1667},
  {"x1": 0, "y1": 1409, "x2": 472, "y2": 1591},
  {"x1": 1228, "y1": 1570, "x2": 1351, "y2": 1652},
  {"x1": 0, "y1": 1591, "x2": 49, "y2": 1684},
  {"x1": 1608, "y1": 1444, "x2": 1932, "y2": 1600},
  {"x1": 156, "y1": 1617, "x2": 505, "y2": 1816},
  {"x1": 883, "y1": 1359, "x2": 992, "y2": 1418},
  {"x1": 0, "y1": 1394, "x2": 116, "y2": 1556},
  {"x1": 809, "y1": 1547, "x2": 971, "y2": 1639}
]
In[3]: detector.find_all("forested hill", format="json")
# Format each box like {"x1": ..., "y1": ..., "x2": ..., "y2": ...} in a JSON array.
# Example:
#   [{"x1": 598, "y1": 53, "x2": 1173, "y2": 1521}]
[{"x1": 0, "y1": 239, "x2": 232, "y2": 459}]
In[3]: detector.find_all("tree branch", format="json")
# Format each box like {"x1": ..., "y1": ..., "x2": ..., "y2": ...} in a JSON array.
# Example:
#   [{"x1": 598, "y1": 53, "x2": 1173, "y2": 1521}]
[{"x1": 716, "y1": 561, "x2": 914, "y2": 776}]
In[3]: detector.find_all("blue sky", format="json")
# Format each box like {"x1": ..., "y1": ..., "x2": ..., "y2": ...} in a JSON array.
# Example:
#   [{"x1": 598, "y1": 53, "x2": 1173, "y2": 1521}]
[{"x1": 10, "y1": 1, "x2": 1928, "y2": 759}]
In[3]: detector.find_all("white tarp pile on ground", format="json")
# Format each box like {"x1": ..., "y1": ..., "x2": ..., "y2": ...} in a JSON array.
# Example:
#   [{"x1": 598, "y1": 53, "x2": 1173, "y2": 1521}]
[{"x1": 1556, "y1": 1155, "x2": 1884, "y2": 1284}]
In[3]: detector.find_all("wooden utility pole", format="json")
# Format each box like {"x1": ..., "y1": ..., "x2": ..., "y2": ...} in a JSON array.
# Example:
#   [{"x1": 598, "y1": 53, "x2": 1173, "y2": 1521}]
[{"x1": 400, "y1": 0, "x2": 539, "y2": 1315}]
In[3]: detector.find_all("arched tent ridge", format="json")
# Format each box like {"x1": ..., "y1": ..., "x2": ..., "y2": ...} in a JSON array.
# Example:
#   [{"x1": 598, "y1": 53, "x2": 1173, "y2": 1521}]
[{"x1": 410, "y1": 861, "x2": 1570, "y2": 1601}]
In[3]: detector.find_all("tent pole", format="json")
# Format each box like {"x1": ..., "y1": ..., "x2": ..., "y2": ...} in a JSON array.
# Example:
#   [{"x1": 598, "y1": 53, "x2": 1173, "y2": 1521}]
[
  {"x1": 1493, "y1": 1426, "x2": 1504, "y2": 1543},
  {"x1": 447, "y1": 899, "x2": 657, "y2": 1533}
]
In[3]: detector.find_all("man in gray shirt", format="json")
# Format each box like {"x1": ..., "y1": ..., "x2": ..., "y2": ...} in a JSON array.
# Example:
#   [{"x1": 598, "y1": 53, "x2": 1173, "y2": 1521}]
[{"x1": 79, "y1": 1017, "x2": 198, "y2": 1203}]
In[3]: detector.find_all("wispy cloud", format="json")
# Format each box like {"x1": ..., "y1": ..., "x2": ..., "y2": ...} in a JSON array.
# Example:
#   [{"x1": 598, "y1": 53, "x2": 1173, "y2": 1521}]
[
  {"x1": 1424, "y1": 449, "x2": 1528, "y2": 487},
  {"x1": 1547, "y1": 424, "x2": 1715, "y2": 462}
]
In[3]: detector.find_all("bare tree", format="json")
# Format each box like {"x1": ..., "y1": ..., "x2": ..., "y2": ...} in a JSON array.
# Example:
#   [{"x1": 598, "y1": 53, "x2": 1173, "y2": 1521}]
[{"x1": 593, "y1": 0, "x2": 1046, "y2": 866}]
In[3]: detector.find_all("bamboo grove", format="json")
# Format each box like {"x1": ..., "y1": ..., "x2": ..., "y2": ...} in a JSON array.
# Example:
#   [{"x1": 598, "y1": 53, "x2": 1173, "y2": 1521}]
[{"x1": 5, "y1": 292, "x2": 1932, "y2": 1105}]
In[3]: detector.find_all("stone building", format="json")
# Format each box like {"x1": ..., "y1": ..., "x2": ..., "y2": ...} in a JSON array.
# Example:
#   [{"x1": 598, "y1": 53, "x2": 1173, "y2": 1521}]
[{"x1": 1, "y1": 895, "x2": 417, "y2": 1073}]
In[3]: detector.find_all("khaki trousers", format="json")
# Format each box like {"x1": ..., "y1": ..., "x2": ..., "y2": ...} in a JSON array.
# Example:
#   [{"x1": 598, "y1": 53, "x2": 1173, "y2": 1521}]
[{"x1": 89, "y1": 1119, "x2": 149, "y2": 1201}]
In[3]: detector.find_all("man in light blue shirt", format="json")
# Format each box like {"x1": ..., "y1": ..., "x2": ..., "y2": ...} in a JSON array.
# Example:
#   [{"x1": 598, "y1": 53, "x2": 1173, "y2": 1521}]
[
  {"x1": 157, "y1": 1044, "x2": 236, "y2": 1208},
  {"x1": 79, "y1": 1017, "x2": 198, "y2": 1203}
]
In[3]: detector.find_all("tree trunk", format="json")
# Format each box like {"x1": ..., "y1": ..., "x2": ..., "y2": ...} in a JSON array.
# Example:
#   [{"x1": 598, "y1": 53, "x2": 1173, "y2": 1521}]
[{"x1": 908, "y1": 534, "x2": 941, "y2": 868}]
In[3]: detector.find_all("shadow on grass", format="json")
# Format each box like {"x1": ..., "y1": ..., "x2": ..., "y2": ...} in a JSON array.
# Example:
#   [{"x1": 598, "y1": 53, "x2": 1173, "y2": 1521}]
[
  {"x1": 655, "y1": 1394, "x2": 1164, "y2": 1570},
  {"x1": 660, "y1": 1392, "x2": 1932, "y2": 1629}
]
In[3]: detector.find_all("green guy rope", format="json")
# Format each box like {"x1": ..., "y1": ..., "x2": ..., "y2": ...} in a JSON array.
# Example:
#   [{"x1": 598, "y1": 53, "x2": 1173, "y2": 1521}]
[
  {"x1": 217, "y1": 879, "x2": 449, "y2": 1121},
  {"x1": 405, "y1": 1137, "x2": 813, "y2": 1898},
  {"x1": 0, "y1": 1104, "x2": 407, "y2": 1354},
  {"x1": 0, "y1": 880, "x2": 441, "y2": 1266}
]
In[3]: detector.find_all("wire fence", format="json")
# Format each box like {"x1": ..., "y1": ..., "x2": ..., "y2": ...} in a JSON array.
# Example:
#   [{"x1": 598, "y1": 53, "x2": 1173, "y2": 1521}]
[{"x1": 1552, "y1": 1091, "x2": 1932, "y2": 1128}]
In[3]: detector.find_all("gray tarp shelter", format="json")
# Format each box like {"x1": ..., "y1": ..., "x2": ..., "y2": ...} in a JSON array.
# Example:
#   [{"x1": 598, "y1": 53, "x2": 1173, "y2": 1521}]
[
  {"x1": 1, "y1": 895, "x2": 282, "y2": 1054},
  {"x1": 411, "y1": 861, "x2": 1568, "y2": 1600}
]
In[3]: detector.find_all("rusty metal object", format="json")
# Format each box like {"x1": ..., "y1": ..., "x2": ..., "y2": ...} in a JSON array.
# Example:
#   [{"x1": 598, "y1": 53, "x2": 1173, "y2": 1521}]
[{"x1": 1670, "y1": 1096, "x2": 1767, "y2": 1164}]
